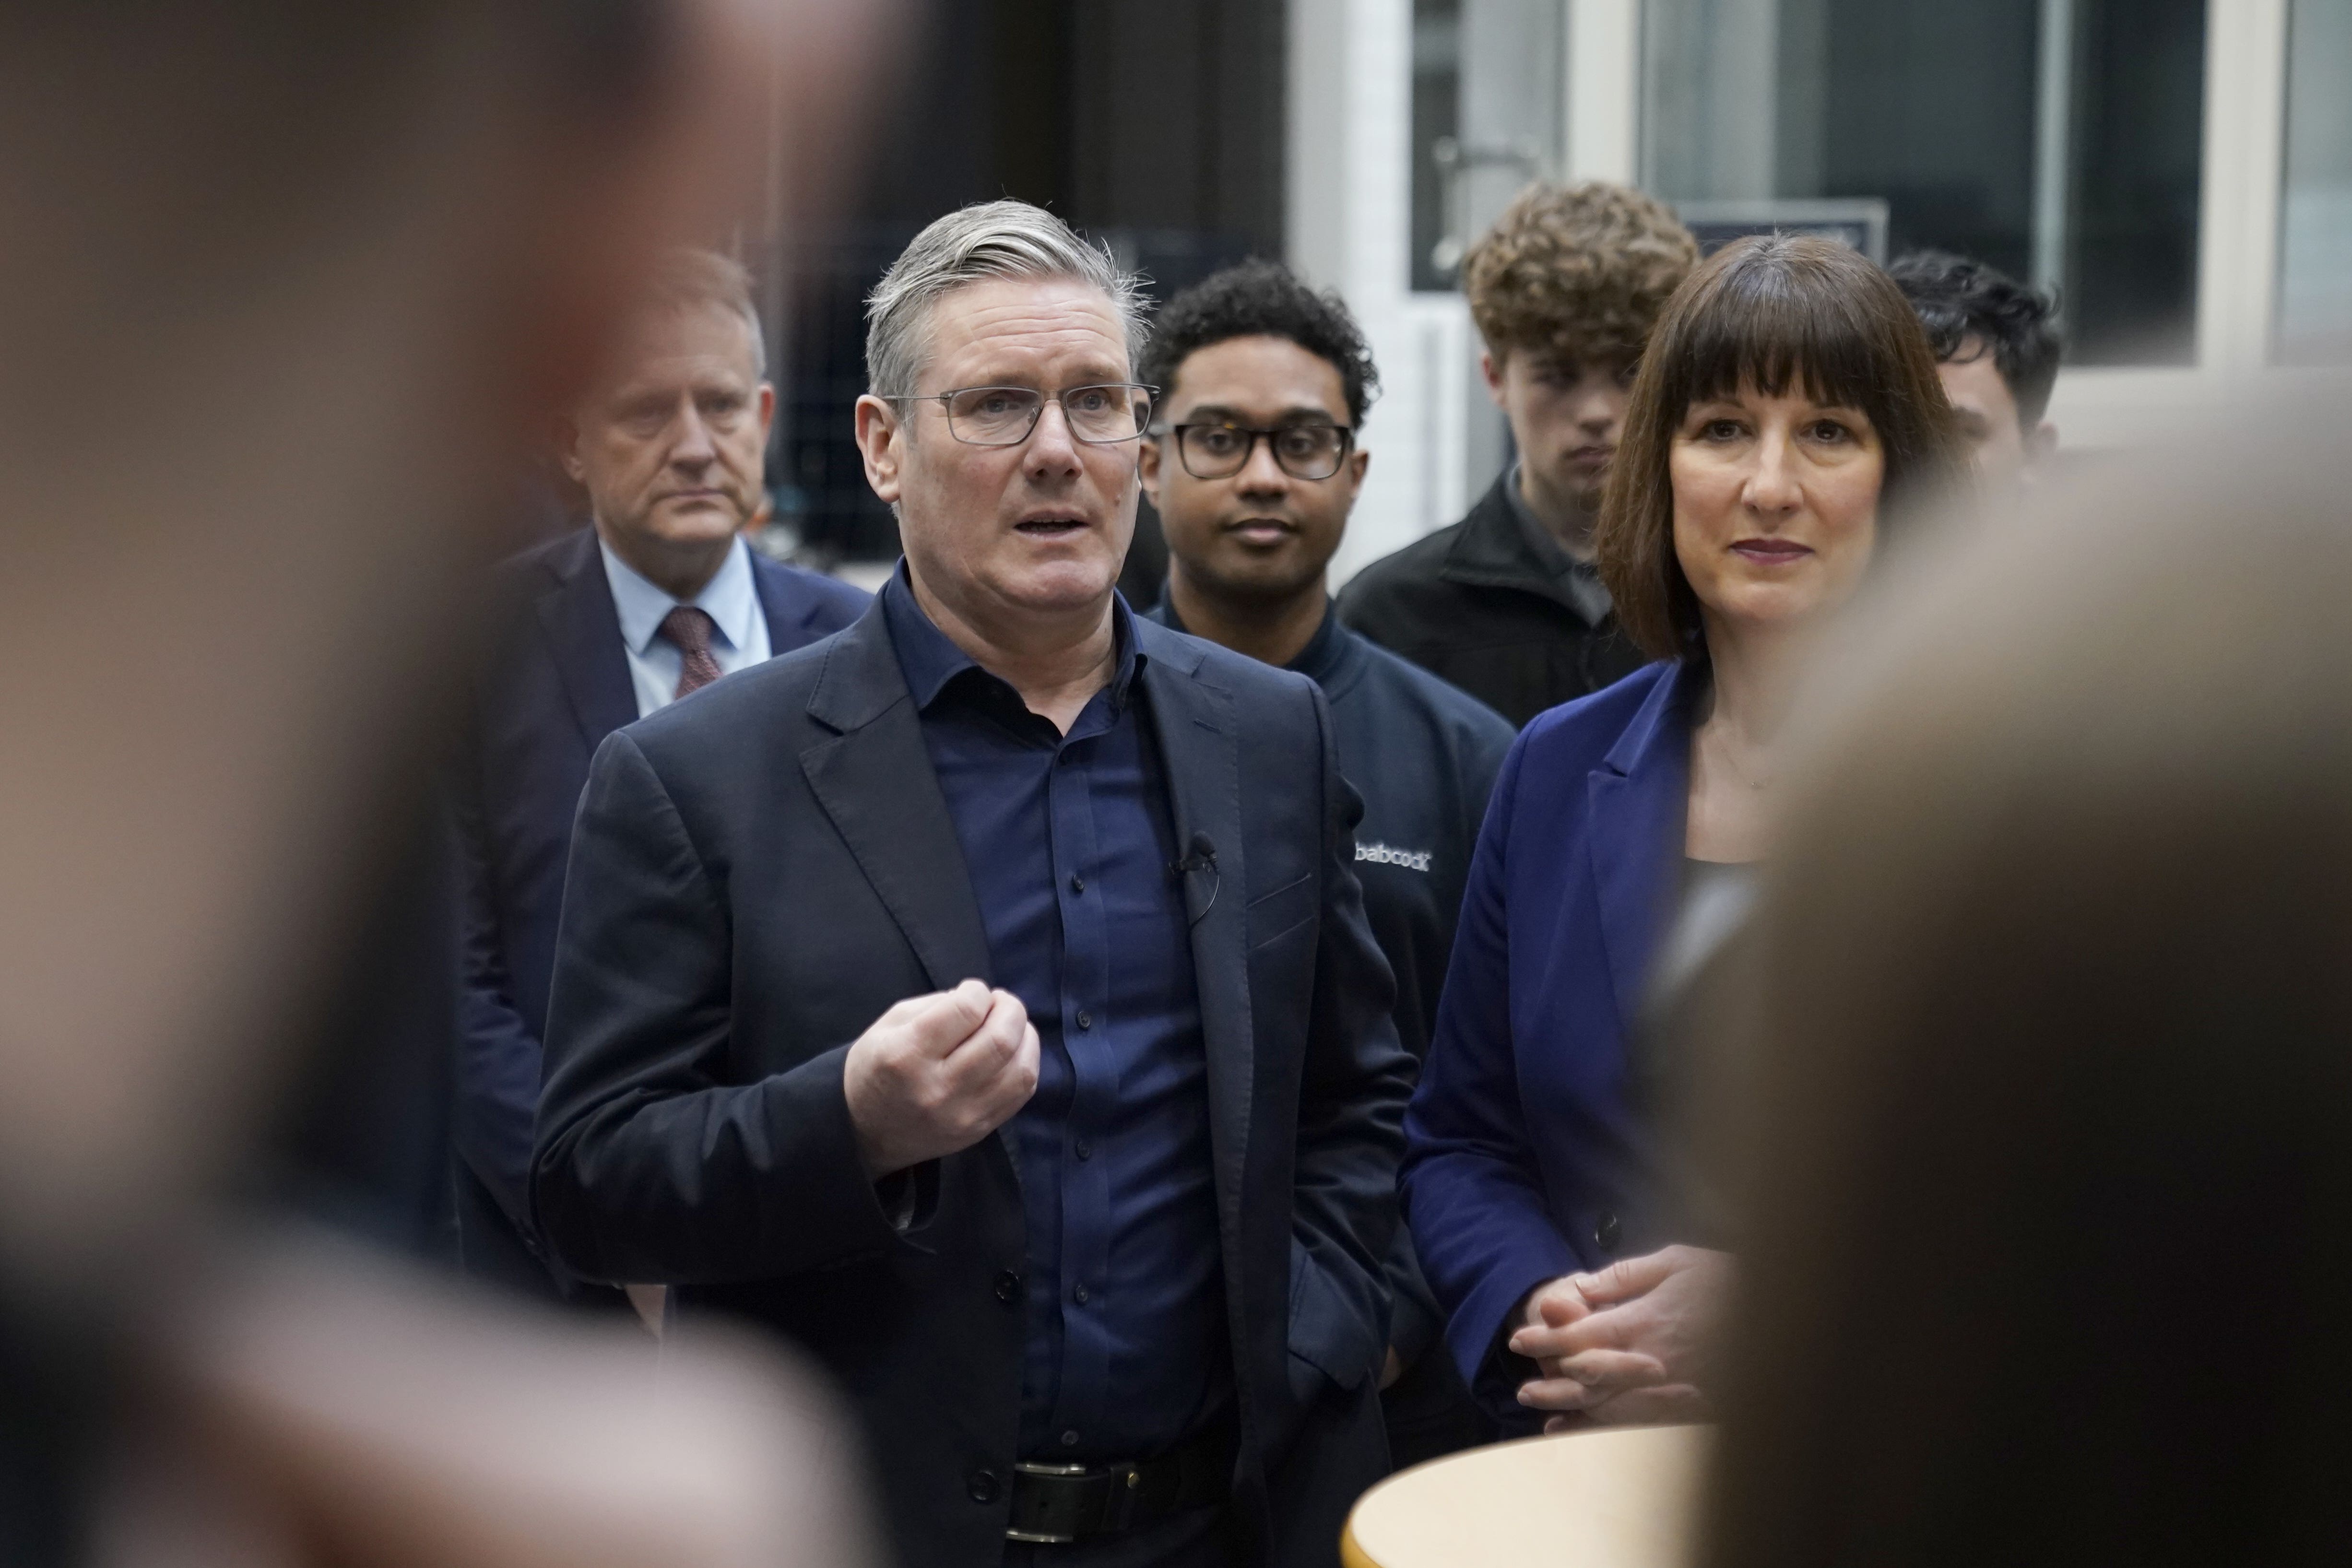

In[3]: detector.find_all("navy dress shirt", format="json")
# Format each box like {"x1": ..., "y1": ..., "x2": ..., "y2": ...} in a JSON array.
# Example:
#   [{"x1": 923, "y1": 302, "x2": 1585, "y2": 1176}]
[{"x1": 880, "y1": 570, "x2": 1231, "y2": 1463}]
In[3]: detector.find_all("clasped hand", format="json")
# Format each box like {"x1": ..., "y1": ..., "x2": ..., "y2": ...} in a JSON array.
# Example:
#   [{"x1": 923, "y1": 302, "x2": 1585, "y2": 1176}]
[
  {"x1": 1508, "y1": 1244, "x2": 1732, "y2": 1429},
  {"x1": 843, "y1": 979, "x2": 1040, "y2": 1180}
]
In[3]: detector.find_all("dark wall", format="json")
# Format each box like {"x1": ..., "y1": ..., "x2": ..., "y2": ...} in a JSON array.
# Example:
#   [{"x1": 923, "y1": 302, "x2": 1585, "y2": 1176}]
[{"x1": 779, "y1": 0, "x2": 1287, "y2": 561}]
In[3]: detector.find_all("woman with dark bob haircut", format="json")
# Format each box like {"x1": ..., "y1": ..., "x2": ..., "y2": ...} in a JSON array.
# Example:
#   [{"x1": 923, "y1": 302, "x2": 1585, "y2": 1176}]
[{"x1": 1401, "y1": 234, "x2": 1970, "y2": 1433}]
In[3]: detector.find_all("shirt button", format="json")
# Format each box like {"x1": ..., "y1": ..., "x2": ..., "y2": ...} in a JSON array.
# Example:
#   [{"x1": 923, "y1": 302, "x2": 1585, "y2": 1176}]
[
  {"x1": 1074, "y1": 1284, "x2": 1090, "y2": 1305},
  {"x1": 994, "y1": 1269, "x2": 1021, "y2": 1304},
  {"x1": 1076, "y1": 1011, "x2": 1093, "y2": 1031},
  {"x1": 1061, "y1": 1429, "x2": 1080, "y2": 1447},
  {"x1": 1070, "y1": 874, "x2": 1086, "y2": 894},
  {"x1": 967, "y1": 1468, "x2": 1002, "y2": 1504},
  {"x1": 1074, "y1": 1139, "x2": 1092, "y2": 1161}
]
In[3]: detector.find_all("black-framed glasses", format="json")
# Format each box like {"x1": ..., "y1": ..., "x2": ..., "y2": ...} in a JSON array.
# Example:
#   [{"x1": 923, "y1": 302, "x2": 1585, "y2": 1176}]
[
  {"x1": 881, "y1": 384, "x2": 1158, "y2": 447},
  {"x1": 1158, "y1": 421, "x2": 1355, "y2": 481}
]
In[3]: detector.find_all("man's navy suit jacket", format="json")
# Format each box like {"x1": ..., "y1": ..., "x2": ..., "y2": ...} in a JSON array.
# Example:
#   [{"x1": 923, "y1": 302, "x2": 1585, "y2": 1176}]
[
  {"x1": 532, "y1": 600, "x2": 1414, "y2": 1568},
  {"x1": 450, "y1": 526, "x2": 867, "y2": 1300}
]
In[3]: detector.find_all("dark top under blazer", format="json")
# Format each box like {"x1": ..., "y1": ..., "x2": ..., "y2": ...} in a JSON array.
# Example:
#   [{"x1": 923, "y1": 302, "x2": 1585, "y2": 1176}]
[
  {"x1": 1336, "y1": 471, "x2": 1648, "y2": 728},
  {"x1": 1399, "y1": 659, "x2": 1700, "y2": 1425},
  {"x1": 532, "y1": 600, "x2": 1414, "y2": 1568},
  {"x1": 449, "y1": 526, "x2": 867, "y2": 1301}
]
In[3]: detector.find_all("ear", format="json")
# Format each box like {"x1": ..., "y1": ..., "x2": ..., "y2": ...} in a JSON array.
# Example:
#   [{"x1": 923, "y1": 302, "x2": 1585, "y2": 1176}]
[
  {"x1": 1137, "y1": 434, "x2": 1164, "y2": 507},
  {"x1": 854, "y1": 394, "x2": 905, "y2": 504},
  {"x1": 1480, "y1": 350, "x2": 1506, "y2": 405},
  {"x1": 755, "y1": 381, "x2": 777, "y2": 447},
  {"x1": 1341, "y1": 445, "x2": 1371, "y2": 507},
  {"x1": 555, "y1": 413, "x2": 587, "y2": 484}
]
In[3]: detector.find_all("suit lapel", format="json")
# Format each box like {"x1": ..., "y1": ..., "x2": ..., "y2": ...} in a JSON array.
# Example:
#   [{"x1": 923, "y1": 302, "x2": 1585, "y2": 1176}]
[
  {"x1": 751, "y1": 552, "x2": 813, "y2": 650},
  {"x1": 798, "y1": 609, "x2": 994, "y2": 995},
  {"x1": 1135, "y1": 625, "x2": 1254, "y2": 1251},
  {"x1": 535, "y1": 530, "x2": 639, "y2": 750},
  {"x1": 1586, "y1": 664, "x2": 1697, "y2": 1036}
]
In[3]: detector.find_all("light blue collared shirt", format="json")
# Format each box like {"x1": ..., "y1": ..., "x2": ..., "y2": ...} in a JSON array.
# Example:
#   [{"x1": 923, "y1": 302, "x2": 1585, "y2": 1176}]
[{"x1": 599, "y1": 533, "x2": 773, "y2": 718}]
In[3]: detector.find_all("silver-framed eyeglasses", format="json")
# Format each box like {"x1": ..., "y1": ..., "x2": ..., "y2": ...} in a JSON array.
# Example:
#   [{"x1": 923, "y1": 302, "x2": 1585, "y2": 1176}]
[
  {"x1": 882, "y1": 383, "x2": 1158, "y2": 447},
  {"x1": 1158, "y1": 421, "x2": 1355, "y2": 482}
]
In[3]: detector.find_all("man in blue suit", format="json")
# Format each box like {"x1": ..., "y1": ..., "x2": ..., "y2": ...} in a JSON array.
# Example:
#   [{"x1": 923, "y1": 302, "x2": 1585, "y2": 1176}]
[
  {"x1": 451, "y1": 249, "x2": 867, "y2": 1305},
  {"x1": 533, "y1": 201, "x2": 1410, "y2": 1568}
]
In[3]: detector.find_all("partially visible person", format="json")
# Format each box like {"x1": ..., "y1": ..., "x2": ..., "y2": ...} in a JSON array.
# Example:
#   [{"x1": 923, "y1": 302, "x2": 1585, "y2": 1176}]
[
  {"x1": 535, "y1": 201, "x2": 1411, "y2": 1568},
  {"x1": 1136, "y1": 259, "x2": 1515, "y2": 1467},
  {"x1": 1890, "y1": 250, "x2": 2061, "y2": 499},
  {"x1": 1401, "y1": 235, "x2": 1970, "y2": 1435},
  {"x1": 0, "y1": 0, "x2": 898, "y2": 1562},
  {"x1": 452, "y1": 249, "x2": 867, "y2": 1308},
  {"x1": 1702, "y1": 395, "x2": 2352, "y2": 1568},
  {"x1": 1338, "y1": 182, "x2": 1700, "y2": 726}
]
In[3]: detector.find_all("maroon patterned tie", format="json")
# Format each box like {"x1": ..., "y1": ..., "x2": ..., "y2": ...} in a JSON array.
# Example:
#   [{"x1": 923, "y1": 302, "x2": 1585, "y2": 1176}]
[{"x1": 658, "y1": 605, "x2": 724, "y2": 700}]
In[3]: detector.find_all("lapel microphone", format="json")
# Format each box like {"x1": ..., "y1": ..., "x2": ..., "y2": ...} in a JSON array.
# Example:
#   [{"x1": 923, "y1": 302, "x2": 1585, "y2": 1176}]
[
  {"x1": 1170, "y1": 831, "x2": 1220, "y2": 924},
  {"x1": 1168, "y1": 832, "x2": 1217, "y2": 879}
]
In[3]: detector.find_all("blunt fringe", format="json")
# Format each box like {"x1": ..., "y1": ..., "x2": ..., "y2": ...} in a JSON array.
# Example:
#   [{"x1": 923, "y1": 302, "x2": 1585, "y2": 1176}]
[{"x1": 1596, "y1": 234, "x2": 1971, "y2": 662}]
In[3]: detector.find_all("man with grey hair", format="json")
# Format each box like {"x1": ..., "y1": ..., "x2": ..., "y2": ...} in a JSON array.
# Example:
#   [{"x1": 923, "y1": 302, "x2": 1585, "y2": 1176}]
[
  {"x1": 453, "y1": 248, "x2": 868, "y2": 1307},
  {"x1": 536, "y1": 200, "x2": 1412, "y2": 1567}
]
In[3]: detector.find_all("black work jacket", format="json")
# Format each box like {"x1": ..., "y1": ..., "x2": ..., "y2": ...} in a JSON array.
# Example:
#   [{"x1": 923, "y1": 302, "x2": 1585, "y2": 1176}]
[{"x1": 1335, "y1": 472, "x2": 1646, "y2": 728}]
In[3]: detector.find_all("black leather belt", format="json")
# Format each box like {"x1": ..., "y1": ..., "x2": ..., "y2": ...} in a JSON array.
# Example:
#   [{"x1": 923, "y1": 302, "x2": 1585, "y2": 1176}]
[{"x1": 1005, "y1": 1423, "x2": 1234, "y2": 1545}]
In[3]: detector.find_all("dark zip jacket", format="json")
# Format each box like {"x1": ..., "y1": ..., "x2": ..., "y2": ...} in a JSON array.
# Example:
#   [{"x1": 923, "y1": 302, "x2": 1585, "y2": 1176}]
[{"x1": 1335, "y1": 470, "x2": 1647, "y2": 727}]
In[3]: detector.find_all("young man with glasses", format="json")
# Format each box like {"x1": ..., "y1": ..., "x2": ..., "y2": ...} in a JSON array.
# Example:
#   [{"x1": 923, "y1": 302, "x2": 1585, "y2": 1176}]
[
  {"x1": 535, "y1": 204, "x2": 1411, "y2": 1568},
  {"x1": 1138, "y1": 261, "x2": 1515, "y2": 1470}
]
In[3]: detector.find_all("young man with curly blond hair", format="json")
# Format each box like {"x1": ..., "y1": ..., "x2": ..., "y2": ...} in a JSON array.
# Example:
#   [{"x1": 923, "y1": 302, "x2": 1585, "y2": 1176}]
[{"x1": 1339, "y1": 182, "x2": 1699, "y2": 726}]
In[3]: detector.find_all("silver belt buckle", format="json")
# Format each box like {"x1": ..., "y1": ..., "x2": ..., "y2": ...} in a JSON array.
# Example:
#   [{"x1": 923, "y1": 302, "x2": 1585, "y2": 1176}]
[{"x1": 1005, "y1": 1462, "x2": 1093, "y2": 1544}]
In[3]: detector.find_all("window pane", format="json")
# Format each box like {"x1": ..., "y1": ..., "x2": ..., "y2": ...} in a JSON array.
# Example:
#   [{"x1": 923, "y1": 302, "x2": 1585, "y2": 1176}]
[
  {"x1": 2279, "y1": 0, "x2": 2352, "y2": 364},
  {"x1": 1410, "y1": 0, "x2": 1462, "y2": 293},
  {"x1": 2064, "y1": 0, "x2": 2206, "y2": 365},
  {"x1": 1642, "y1": 0, "x2": 2207, "y2": 367}
]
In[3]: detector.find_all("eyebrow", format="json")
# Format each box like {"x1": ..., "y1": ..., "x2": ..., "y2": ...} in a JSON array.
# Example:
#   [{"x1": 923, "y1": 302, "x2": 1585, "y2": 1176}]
[
  {"x1": 953, "y1": 366, "x2": 1130, "y2": 391},
  {"x1": 1181, "y1": 403, "x2": 1344, "y2": 424}
]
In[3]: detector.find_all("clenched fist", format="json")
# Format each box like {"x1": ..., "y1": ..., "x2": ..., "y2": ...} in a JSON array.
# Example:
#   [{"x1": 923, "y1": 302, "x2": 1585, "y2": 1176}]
[{"x1": 842, "y1": 979, "x2": 1040, "y2": 1180}]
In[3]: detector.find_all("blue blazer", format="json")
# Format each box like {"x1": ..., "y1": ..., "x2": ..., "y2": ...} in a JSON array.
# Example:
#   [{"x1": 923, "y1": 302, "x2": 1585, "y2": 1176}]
[
  {"x1": 1398, "y1": 659, "x2": 1700, "y2": 1420},
  {"x1": 449, "y1": 526, "x2": 868, "y2": 1300}
]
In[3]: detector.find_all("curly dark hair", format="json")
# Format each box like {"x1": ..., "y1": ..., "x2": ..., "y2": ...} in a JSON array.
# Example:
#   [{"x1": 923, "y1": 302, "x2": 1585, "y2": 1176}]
[
  {"x1": 1889, "y1": 250, "x2": 2063, "y2": 427},
  {"x1": 1140, "y1": 259, "x2": 1380, "y2": 425},
  {"x1": 1461, "y1": 181, "x2": 1700, "y2": 368}
]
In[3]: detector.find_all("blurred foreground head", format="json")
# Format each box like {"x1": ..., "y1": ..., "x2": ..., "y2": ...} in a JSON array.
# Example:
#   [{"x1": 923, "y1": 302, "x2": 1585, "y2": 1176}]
[
  {"x1": 1704, "y1": 388, "x2": 2352, "y2": 1568},
  {"x1": 0, "y1": 1, "x2": 892, "y2": 1562}
]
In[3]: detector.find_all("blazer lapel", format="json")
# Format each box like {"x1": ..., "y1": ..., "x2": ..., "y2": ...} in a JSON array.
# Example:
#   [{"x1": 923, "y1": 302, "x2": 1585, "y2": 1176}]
[
  {"x1": 1585, "y1": 664, "x2": 1697, "y2": 1037},
  {"x1": 751, "y1": 551, "x2": 816, "y2": 649},
  {"x1": 1135, "y1": 625, "x2": 1254, "y2": 1247},
  {"x1": 535, "y1": 530, "x2": 639, "y2": 750},
  {"x1": 798, "y1": 608, "x2": 994, "y2": 995}
]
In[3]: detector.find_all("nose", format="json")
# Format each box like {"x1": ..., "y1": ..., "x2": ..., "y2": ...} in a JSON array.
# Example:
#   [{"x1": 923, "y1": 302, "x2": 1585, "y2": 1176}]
[
  {"x1": 1741, "y1": 429, "x2": 1803, "y2": 517},
  {"x1": 1234, "y1": 432, "x2": 1291, "y2": 495},
  {"x1": 670, "y1": 401, "x2": 717, "y2": 467},
  {"x1": 1024, "y1": 397, "x2": 1083, "y2": 477}
]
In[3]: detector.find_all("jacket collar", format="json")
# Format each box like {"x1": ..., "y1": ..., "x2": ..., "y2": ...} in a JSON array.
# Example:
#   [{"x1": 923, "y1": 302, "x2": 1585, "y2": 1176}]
[
  {"x1": 1145, "y1": 588, "x2": 1367, "y2": 701},
  {"x1": 1437, "y1": 471, "x2": 1604, "y2": 623},
  {"x1": 533, "y1": 528, "x2": 638, "y2": 749},
  {"x1": 1585, "y1": 660, "x2": 1706, "y2": 1035}
]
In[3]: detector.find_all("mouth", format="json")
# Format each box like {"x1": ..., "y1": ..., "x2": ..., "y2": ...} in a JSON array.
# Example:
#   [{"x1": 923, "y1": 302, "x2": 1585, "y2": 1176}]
[
  {"x1": 1730, "y1": 538, "x2": 1814, "y2": 565},
  {"x1": 1566, "y1": 445, "x2": 1614, "y2": 470},
  {"x1": 1015, "y1": 513, "x2": 1091, "y2": 540},
  {"x1": 1223, "y1": 516, "x2": 1299, "y2": 548},
  {"x1": 662, "y1": 488, "x2": 727, "y2": 505}
]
